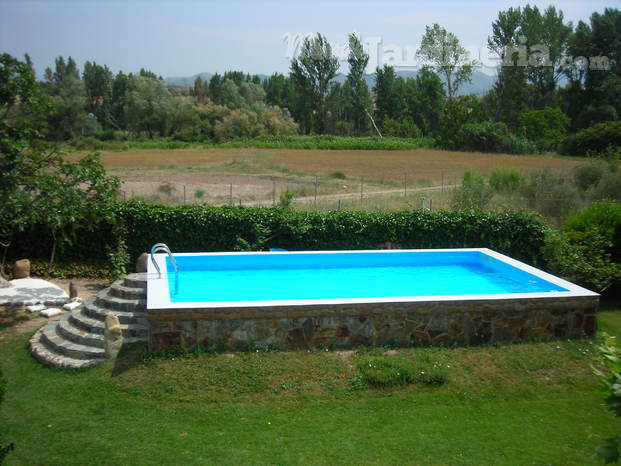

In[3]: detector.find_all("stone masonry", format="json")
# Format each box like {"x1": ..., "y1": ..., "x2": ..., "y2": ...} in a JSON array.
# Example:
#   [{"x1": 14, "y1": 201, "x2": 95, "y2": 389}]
[{"x1": 148, "y1": 295, "x2": 599, "y2": 351}]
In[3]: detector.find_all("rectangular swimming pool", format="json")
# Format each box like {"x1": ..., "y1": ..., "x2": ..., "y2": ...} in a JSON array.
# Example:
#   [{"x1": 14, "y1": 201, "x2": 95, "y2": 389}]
[{"x1": 146, "y1": 249, "x2": 599, "y2": 351}]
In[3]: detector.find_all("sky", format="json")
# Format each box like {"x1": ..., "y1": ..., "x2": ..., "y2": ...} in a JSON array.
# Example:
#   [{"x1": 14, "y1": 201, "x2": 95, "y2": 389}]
[{"x1": 0, "y1": 0, "x2": 616, "y2": 79}]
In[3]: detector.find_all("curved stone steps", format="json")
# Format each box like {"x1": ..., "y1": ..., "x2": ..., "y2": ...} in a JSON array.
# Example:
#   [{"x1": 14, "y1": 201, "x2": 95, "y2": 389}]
[
  {"x1": 68, "y1": 308, "x2": 148, "y2": 338},
  {"x1": 29, "y1": 273, "x2": 149, "y2": 370},
  {"x1": 30, "y1": 329, "x2": 102, "y2": 370},
  {"x1": 83, "y1": 301, "x2": 147, "y2": 326},
  {"x1": 39, "y1": 320, "x2": 107, "y2": 359}
]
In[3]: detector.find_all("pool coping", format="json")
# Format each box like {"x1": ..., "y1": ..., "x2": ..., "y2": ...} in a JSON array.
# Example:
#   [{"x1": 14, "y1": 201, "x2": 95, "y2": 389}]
[{"x1": 146, "y1": 248, "x2": 598, "y2": 310}]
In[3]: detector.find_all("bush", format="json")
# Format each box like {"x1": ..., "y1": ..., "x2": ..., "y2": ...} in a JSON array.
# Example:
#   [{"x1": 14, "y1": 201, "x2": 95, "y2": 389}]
[
  {"x1": 561, "y1": 121, "x2": 621, "y2": 157},
  {"x1": 518, "y1": 107, "x2": 570, "y2": 152},
  {"x1": 451, "y1": 169, "x2": 494, "y2": 210},
  {"x1": 591, "y1": 172, "x2": 621, "y2": 202},
  {"x1": 455, "y1": 121, "x2": 511, "y2": 153},
  {"x1": 573, "y1": 163, "x2": 606, "y2": 191},
  {"x1": 520, "y1": 169, "x2": 580, "y2": 220},
  {"x1": 8, "y1": 203, "x2": 551, "y2": 268},
  {"x1": 564, "y1": 201, "x2": 621, "y2": 262},
  {"x1": 454, "y1": 121, "x2": 537, "y2": 155},
  {"x1": 382, "y1": 118, "x2": 422, "y2": 139},
  {"x1": 489, "y1": 167, "x2": 526, "y2": 194},
  {"x1": 330, "y1": 171, "x2": 346, "y2": 180}
]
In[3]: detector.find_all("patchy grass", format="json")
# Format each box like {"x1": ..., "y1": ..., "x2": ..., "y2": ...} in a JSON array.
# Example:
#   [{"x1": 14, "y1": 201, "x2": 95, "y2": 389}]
[{"x1": 1, "y1": 307, "x2": 620, "y2": 464}]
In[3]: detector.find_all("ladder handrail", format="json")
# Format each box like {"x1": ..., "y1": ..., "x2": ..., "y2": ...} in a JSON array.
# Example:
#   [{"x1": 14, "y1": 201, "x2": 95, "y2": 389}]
[{"x1": 150, "y1": 243, "x2": 179, "y2": 278}]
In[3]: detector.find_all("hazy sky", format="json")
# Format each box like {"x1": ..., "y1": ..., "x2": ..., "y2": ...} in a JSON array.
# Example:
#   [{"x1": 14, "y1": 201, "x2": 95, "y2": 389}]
[{"x1": 0, "y1": 0, "x2": 615, "y2": 78}]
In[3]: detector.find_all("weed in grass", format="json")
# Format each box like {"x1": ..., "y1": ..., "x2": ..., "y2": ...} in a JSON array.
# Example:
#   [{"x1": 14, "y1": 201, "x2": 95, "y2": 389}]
[
  {"x1": 357, "y1": 357, "x2": 416, "y2": 388},
  {"x1": 330, "y1": 171, "x2": 347, "y2": 180},
  {"x1": 194, "y1": 189, "x2": 205, "y2": 199}
]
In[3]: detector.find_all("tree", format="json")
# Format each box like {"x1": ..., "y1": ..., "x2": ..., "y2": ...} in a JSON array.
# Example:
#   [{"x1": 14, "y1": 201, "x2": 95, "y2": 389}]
[
  {"x1": 191, "y1": 76, "x2": 209, "y2": 103},
  {"x1": 344, "y1": 34, "x2": 372, "y2": 135},
  {"x1": 43, "y1": 56, "x2": 95, "y2": 140},
  {"x1": 0, "y1": 53, "x2": 119, "y2": 266},
  {"x1": 373, "y1": 65, "x2": 404, "y2": 124},
  {"x1": 417, "y1": 23, "x2": 477, "y2": 99},
  {"x1": 405, "y1": 67, "x2": 445, "y2": 136},
  {"x1": 290, "y1": 33, "x2": 340, "y2": 133},
  {"x1": 124, "y1": 75, "x2": 173, "y2": 138},
  {"x1": 487, "y1": 7, "x2": 532, "y2": 129},
  {"x1": 83, "y1": 61, "x2": 113, "y2": 128},
  {"x1": 263, "y1": 73, "x2": 292, "y2": 109}
]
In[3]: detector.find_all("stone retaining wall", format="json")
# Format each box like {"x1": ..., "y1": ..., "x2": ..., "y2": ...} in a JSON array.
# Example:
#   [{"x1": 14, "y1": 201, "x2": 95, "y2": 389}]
[{"x1": 147, "y1": 295, "x2": 599, "y2": 351}]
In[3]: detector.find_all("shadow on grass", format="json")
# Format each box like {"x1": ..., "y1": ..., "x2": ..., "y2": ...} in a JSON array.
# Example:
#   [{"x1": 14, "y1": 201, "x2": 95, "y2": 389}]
[
  {"x1": 110, "y1": 342, "x2": 149, "y2": 377},
  {"x1": 0, "y1": 309, "x2": 33, "y2": 330}
]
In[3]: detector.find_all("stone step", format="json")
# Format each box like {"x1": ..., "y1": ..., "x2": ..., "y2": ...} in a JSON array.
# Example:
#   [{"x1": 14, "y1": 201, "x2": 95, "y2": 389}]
[
  {"x1": 95, "y1": 289, "x2": 146, "y2": 312},
  {"x1": 57, "y1": 314, "x2": 104, "y2": 348},
  {"x1": 110, "y1": 281, "x2": 146, "y2": 300},
  {"x1": 83, "y1": 301, "x2": 147, "y2": 326},
  {"x1": 69, "y1": 308, "x2": 148, "y2": 338},
  {"x1": 124, "y1": 274, "x2": 148, "y2": 290},
  {"x1": 30, "y1": 329, "x2": 102, "y2": 370},
  {"x1": 39, "y1": 321, "x2": 107, "y2": 360}
]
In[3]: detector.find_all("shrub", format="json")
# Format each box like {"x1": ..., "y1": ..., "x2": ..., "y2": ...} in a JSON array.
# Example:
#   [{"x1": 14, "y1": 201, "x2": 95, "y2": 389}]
[
  {"x1": 194, "y1": 189, "x2": 205, "y2": 199},
  {"x1": 451, "y1": 169, "x2": 494, "y2": 210},
  {"x1": 382, "y1": 118, "x2": 422, "y2": 139},
  {"x1": 573, "y1": 163, "x2": 606, "y2": 192},
  {"x1": 330, "y1": 171, "x2": 346, "y2": 180},
  {"x1": 518, "y1": 107, "x2": 570, "y2": 152},
  {"x1": 455, "y1": 121, "x2": 510, "y2": 153},
  {"x1": 520, "y1": 169, "x2": 580, "y2": 220},
  {"x1": 489, "y1": 167, "x2": 526, "y2": 194},
  {"x1": 278, "y1": 190, "x2": 294, "y2": 208},
  {"x1": 560, "y1": 121, "x2": 621, "y2": 157},
  {"x1": 591, "y1": 172, "x2": 621, "y2": 202},
  {"x1": 564, "y1": 201, "x2": 621, "y2": 262},
  {"x1": 505, "y1": 134, "x2": 538, "y2": 155}
]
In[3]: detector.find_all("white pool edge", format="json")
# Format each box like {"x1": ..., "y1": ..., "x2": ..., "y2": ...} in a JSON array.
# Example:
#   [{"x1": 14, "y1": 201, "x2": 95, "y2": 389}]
[{"x1": 146, "y1": 248, "x2": 598, "y2": 310}]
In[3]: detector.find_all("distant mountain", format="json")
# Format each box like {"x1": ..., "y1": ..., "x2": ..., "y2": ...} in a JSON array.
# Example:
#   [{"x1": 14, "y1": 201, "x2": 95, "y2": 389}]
[{"x1": 166, "y1": 70, "x2": 496, "y2": 96}]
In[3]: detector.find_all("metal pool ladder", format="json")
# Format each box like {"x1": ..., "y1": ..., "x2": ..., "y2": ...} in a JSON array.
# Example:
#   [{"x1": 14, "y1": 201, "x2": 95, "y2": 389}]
[{"x1": 150, "y1": 243, "x2": 179, "y2": 278}]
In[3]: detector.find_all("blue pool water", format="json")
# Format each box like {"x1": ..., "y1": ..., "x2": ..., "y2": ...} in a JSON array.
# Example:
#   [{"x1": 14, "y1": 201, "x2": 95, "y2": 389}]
[{"x1": 165, "y1": 251, "x2": 568, "y2": 303}]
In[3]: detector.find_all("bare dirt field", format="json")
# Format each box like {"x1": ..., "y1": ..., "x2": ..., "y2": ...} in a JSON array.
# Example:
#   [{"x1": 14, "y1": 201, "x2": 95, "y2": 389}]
[{"x1": 68, "y1": 148, "x2": 584, "y2": 207}]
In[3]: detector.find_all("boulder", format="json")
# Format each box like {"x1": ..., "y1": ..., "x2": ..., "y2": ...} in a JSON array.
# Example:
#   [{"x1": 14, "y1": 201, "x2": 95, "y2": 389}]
[
  {"x1": 136, "y1": 253, "x2": 148, "y2": 273},
  {"x1": 13, "y1": 259, "x2": 30, "y2": 279},
  {"x1": 104, "y1": 312, "x2": 123, "y2": 358}
]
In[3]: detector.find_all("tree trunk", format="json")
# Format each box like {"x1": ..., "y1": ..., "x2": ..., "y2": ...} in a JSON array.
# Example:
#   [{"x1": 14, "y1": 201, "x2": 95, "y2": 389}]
[{"x1": 50, "y1": 230, "x2": 57, "y2": 265}]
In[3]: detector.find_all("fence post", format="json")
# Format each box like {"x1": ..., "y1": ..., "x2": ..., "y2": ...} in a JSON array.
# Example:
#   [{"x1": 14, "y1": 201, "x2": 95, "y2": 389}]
[
  {"x1": 337, "y1": 199, "x2": 341, "y2": 211},
  {"x1": 229, "y1": 183, "x2": 233, "y2": 206},
  {"x1": 183, "y1": 185, "x2": 186, "y2": 205},
  {"x1": 441, "y1": 171, "x2": 444, "y2": 194},
  {"x1": 272, "y1": 178, "x2": 276, "y2": 206},
  {"x1": 404, "y1": 175, "x2": 407, "y2": 197},
  {"x1": 360, "y1": 177, "x2": 364, "y2": 201},
  {"x1": 314, "y1": 175, "x2": 318, "y2": 210}
]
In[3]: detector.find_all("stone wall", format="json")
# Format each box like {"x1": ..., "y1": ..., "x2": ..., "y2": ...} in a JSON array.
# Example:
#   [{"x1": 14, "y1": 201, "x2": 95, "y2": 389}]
[{"x1": 147, "y1": 295, "x2": 599, "y2": 351}]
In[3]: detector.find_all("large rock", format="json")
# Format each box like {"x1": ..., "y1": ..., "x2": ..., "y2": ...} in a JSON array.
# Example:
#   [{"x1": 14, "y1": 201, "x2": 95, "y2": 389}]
[
  {"x1": 13, "y1": 259, "x2": 30, "y2": 279},
  {"x1": 104, "y1": 312, "x2": 123, "y2": 358},
  {"x1": 136, "y1": 253, "x2": 148, "y2": 273}
]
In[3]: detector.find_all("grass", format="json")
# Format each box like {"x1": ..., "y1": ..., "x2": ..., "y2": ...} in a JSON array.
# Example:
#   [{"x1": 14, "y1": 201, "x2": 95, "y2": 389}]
[{"x1": 1, "y1": 306, "x2": 621, "y2": 464}]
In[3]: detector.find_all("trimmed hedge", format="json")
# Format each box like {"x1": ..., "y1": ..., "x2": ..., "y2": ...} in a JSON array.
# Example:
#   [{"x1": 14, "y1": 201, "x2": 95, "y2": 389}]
[{"x1": 8, "y1": 203, "x2": 550, "y2": 268}]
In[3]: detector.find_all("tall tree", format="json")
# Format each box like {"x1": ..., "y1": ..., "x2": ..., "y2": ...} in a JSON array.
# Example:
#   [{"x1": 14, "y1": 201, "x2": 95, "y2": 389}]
[
  {"x1": 417, "y1": 23, "x2": 477, "y2": 99},
  {"x1": 124, "y1": 75, "x2": 173, "y2": 138},
  {"x1": 191, "y1": 76, "x2": 209, "y2": 103},
  {"x1": 405, "y1": 67, "x2": 445, "y2": 136},
  {"x1": 344, "y1": 34, "x2": 372, "y2": 135},
  {"x1": 83, "y1": 61, "x2": 113, "y2": 128},
  {"x1": 290, "y1": 33, "x2": 340, "y2": 134},
  {"x1": 372, "y1": 65, "x2": 405, "y2": 123}
]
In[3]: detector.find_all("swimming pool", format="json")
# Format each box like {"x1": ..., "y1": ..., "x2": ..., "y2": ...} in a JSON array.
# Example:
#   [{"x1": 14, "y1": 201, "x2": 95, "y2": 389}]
[{"x1": 146, "y1": 249, "x2": 599, "y2": 350}]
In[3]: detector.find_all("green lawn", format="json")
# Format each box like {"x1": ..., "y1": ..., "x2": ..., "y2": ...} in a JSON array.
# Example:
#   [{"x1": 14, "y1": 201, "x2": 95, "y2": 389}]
[{"x1": 1, "y1": 307, "x2": 621, "y2": 465}]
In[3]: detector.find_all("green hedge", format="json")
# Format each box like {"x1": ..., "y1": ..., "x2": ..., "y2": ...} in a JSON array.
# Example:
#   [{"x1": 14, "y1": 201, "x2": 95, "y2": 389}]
[{"x1": 8, "y1": 203, "x2": 550, "y2": 268}]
